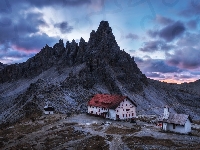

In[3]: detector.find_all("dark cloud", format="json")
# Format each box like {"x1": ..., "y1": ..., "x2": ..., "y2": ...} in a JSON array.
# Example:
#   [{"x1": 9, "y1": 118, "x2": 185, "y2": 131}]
[
  {"x1": 179, "y1": 1, "x2": 200, "y2": 18},
  {"x1": 16, "y1": 12, "x2": 48, "y2": 35},
  {"x1": 139, "y1": 40, "x2": 174, "y2": 52},
  {"x1": 29, "y1": 0, "x2": 91, "y2": 7},
  {"x1": 125, "y1": 33, "x2": 139, "y2": 40},
  {"x1": 54, "y1": 22, "x2": 73, "y2": 33},
  {"x1": 134, "y1": 57, "x2": 144, "y2": 63},
  {"x1": 0, "y1": 17, "x2": 12, "y2": 26},
  {"x1": 147, "y1": 21, "x2": 186, "y2": 42},
  {"x1": 0, "y1": 0, "x2": 91, "y2": 11},
  {"x1": 155, "y1": 15, "x2": 174, "y2": 25},
  {"x1": 147, "y1": 30, "x2": 158, "y2": 38},
  {"x1": 135, "y1": 57, "x2": 181, "y2": 74},
  {"x1": 176, "y1": 32, "x2": 200, "y2": 47},
  {"x1": 145, "y1": 72, "x2": 165, "y2": 78},
  {"x1": 179, "y1": 74, "x2": 193, "y2": 79},
  {"x1": 187, "y1": 20, "x2": 197, "y2": 29},
  {"x1": 0, "y1": 9, "x2": 58, "y2": 55},
  {"x1": 13, "y1": 33, "x2": 58, "y2": 51},
  {"x1": 166, "y1": 47, "x2": 200, "y2": 69},
  {"x1": 0, "y1": 12, "x2": 49, "y2": 43},
  {"x1": 190, "y1": 71, "x2": 200, "y2": 75},
  {"x1": 158, "y1": 21, "x2": 185, "y2": 42}
]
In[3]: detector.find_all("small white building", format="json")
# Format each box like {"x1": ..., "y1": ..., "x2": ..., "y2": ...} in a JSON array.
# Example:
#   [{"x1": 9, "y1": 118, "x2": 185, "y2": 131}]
[
  {"x1": 87, "y1": 94, "x2": 137, "y2": 120},
  {"x1": 44, "y1": 105, "x2": 55, "y2": 115},
  {"x1": 161, "y1": 106, "x2": 192, "y2": 134}
]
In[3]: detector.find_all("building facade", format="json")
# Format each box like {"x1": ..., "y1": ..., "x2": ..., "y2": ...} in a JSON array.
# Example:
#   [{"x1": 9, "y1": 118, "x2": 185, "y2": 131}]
[
  {"x1": 88, "y1": 94, "x2": 137, "y2": 120},
  {"x1": 161, "y1": 106, "x2": 192, "y2": 134},
  {"x1": 44, "y1": 105, "x2": 55, "y2": 115}
]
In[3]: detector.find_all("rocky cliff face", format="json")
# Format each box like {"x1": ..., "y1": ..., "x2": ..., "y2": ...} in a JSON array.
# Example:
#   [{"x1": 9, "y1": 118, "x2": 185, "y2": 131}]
[
  {"x1": 0, "y1": 21, "x2": 200, "y2": 125},
  {"x1": 0, "y1": 62, "x2": 5, "y2": 71}
]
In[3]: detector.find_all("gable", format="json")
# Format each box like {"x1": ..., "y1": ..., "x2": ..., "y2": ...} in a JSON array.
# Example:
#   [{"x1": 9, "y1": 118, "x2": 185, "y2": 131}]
[{"x1": 118, "y1": 98, "x2": 136, "y2": 108}]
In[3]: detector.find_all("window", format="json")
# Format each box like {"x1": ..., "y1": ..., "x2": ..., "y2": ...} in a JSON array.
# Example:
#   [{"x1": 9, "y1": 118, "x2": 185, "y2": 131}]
[
  {"x1": 126, "y1": 114, "x2": 127, "y2": 117},
  {"x1": 132, "y1": 113, "x2": 134, "y2": 116},
  {"x1": 91, "y1": 111, "x2": 93, "y2": 114},
  {"x1": 99, "y1": 109, "x2": 100, "y2": 112},
  {"x1": 173, "y1": 124, "x2": 175, "y2": 129},
  {"x1": 117, "y1": 110, "x2": 118, "y2": 112},
  {"x1": 123, "y1": 114, "x2": 124, "y2": 117},
  {"x1": 126, "y1": 109, "x2": 130, "y2": 111},
  {"x1": 129, "y1": 114, "x2": 130, "y2": 117},
  {"x1": 126, "y1": 104, "x2": 127, "y2": 106}
]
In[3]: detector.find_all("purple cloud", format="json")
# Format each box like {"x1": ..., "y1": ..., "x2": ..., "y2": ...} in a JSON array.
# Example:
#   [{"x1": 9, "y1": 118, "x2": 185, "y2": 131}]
[
  {"x1": 155, "y1": 15, "x2": 174, "y2": 25},
  {"x1": 166, "y1": 47, "x2": 200, "y2": 69},
  {"x1": 54, "y1": 22, "x2": 73, "y2": 33},
  {"x1": 146, "y1": 72, "x2": 165, "y2": 78},
  {"x1": 125, "y1": 33, "x2": 139, "y2": 40},
  {"x1": 158, "y1": 21, "x2": 185, "y2": 42},
  {"x1": 135, "y1": 57, "x2": 181, "y2": 73},
  {"x1": 0, "y1": 0, "x2": 91, "y2": 11},
  {"x1": 187, "y1": 20, "x2": 197, "y2": 29},
  {"x1": 139, "y1": 40, "x2": 174, "y2": 52},
  {"x1": 147, "y1": 21, "x2": 186, "y2": 42},
  {"x1": 179, "y1": 1, "x2": 200, "y2": 18}
]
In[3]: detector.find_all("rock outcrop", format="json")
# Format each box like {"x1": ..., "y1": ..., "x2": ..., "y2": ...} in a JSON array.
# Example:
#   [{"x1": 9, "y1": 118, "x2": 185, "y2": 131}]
[{"x1": 0, "y1": 62, "x2": 5, "y2": 71}]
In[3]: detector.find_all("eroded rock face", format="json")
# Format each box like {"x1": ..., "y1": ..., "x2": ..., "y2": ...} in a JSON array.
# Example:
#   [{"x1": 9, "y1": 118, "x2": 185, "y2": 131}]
[{"x1": 0, "y1": 62, "x2": 5, "y2": 71}]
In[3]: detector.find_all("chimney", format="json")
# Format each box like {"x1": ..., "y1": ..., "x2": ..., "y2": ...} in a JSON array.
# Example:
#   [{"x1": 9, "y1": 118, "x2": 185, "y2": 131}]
[{"x1": 163, "y1": 105, "x2": 169, "y2": 119}]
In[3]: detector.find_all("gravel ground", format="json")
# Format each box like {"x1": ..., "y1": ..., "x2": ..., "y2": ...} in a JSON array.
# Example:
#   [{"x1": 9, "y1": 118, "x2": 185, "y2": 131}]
[{"x1": 0, "y1": 113, "x2": 200, "y2": 150}]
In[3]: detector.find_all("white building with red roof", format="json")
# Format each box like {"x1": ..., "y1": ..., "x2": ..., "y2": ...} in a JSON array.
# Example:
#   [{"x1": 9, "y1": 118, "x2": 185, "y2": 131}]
[{"x1": 87, "y1": 94, "x2": 137, "y2": 120}]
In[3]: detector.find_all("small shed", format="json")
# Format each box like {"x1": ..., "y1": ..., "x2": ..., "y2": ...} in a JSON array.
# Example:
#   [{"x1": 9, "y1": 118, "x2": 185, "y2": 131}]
[
  {"x1": 44, "y1": 105, "x2": 54, "y2": 115},
  {"x1": 161, "y1": 106, "x2": 192, "y2": 134}
]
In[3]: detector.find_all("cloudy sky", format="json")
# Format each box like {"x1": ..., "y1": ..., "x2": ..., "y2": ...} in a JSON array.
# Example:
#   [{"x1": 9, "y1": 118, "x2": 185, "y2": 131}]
[{"x1": 0, "y1": 0, "x2": 200, "y2": 83}]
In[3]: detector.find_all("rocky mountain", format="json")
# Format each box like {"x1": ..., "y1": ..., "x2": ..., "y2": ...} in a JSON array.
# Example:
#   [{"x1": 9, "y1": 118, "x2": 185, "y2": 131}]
[
  {"x1": 0, "y1": 21, "x2": 200, "y2": 125},
  {"x1": 0, "y1": 62, "x2": 5, "y2": 71}
]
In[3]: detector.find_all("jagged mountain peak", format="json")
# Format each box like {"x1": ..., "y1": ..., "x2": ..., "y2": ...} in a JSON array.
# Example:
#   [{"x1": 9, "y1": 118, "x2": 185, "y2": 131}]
[
  {"x1": 88, "y1": 21, "x2": 119, "y2": 51},
  {"x1": 1, "y1": 21, "x2": 200, "y2": 125}
]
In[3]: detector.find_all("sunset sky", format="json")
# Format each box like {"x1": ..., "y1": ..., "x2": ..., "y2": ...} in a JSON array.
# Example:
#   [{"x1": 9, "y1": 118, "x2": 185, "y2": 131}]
[{"x1": 0, "y1": 0, "x2": 200, "y2": 83}]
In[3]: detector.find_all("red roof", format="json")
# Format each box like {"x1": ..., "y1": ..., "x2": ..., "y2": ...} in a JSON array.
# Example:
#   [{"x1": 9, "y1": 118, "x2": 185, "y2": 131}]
[{"x1": 88, "y1": 94, "x2": 137, "y2": 109}]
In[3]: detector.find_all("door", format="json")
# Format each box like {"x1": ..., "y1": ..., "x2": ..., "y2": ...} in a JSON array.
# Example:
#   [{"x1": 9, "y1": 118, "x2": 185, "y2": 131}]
[{"x1": 116, "y1": 114, "x2": 119, "y2": 120}]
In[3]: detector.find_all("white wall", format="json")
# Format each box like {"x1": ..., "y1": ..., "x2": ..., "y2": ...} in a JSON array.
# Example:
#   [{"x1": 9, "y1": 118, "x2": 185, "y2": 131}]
[
  {"x1": 165, "y1": 119, "x2": 191, "y2": 134},
  {"x1": 87, "y1": 98, "x2": 136, "y2": 120},
  {"x1": 184, "y1": 119, "x2": 191, "y2": 133},
  {"x1": 44, "y1": 111, "x2": 54, "y2": 115},
  {"x1": 163, "y1": 107, "x2": 169, "y2": 119},
  {"x1": 163, "y1": 123, "x2": 167, "y2": 130},
  {"x1": 115, "y1": 98, "x2": 136, "y2": 120},
  {"x1": 108, "y1": 109, "x2": 116, "y2": 120},
  {"x1": 88, "y1": 106, "x2": 108, "y2": 116},
  {"x1": 166, "y1": 123, "x2": 185, "y2": 134}
]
